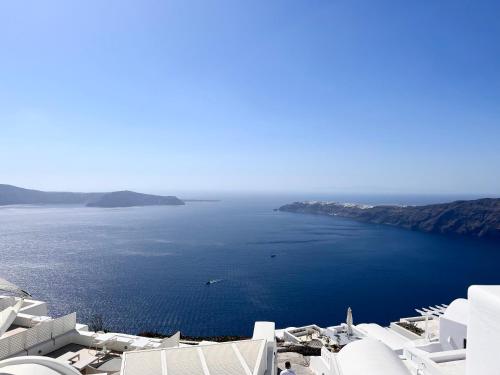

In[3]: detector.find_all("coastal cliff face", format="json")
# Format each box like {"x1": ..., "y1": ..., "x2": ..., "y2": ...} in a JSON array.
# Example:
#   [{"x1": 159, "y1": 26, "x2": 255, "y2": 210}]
[{"x1": 279, "y1": 198, "x2": 500, "y2": 238}]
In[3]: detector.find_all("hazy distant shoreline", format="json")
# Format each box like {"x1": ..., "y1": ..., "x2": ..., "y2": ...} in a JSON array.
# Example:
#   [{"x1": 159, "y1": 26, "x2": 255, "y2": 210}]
[
  {"x1": 0, "y1": 184, "x2": 188, "y2": 208},
  {"x1": 183, "y1": 199, "x2": 221, "y2": 202}
]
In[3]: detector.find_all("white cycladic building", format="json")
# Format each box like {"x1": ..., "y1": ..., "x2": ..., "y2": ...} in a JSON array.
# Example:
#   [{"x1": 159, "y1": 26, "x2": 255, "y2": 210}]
[
  {"x1": 465, "y1": 285, "x2": 500, "y2": 375},
  {"x1": 0, "y1": 290, "x2": 277, "y2": 375},
  {"x1": 439, "y1": 298, "x2": 468, "y2": 351},
  {"x1": 3, "y1": 282, "x2": 500, "y2": 375},
  {"x1": 299, "y1": 285, "x2": 500, "y2": 375}
]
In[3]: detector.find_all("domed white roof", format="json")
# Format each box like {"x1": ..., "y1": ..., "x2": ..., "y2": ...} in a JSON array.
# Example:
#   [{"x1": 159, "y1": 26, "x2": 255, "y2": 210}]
[
  {"x1": 0, "y1": 363, "x2": 65, "y2": 375},
  {"x1": 443, "y1": 298, "x2": 469, "y2": 325},
  {"x1": 337, "y1": 338, "x2": 411, "y2": 375},
  {"x1": 0, "y1": 356, "x2": 80, "y2": 375}
]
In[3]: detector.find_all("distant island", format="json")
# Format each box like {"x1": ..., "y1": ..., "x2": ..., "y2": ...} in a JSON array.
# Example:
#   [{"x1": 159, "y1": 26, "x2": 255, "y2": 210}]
[
  {"x1": 0, "y1": 184, "x2": 185, "y2": 208},
  {"x1": 86, "y1": 191, "x2": 184, "y2": 207},
  {"x1": 279, "y1": 198, "x2": 500, "y2": 238}
]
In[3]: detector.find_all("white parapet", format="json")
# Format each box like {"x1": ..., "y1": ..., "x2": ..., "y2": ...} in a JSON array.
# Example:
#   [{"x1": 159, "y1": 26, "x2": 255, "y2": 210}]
[
  {"x1": 252, "y1": 321, "x2": 275, "y2": 342},
  {"x1": 252, "y1": 322, "x2": 276, "y2": 375},
  {"x1": 465, "y1": 285, "x2": 500, "y2": 375}
]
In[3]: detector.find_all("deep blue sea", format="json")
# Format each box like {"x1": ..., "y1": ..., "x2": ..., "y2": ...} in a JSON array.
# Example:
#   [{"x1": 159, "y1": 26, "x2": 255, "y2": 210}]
[{"x1": 0, "y1": 194, "x2": 498, "y2": 336}]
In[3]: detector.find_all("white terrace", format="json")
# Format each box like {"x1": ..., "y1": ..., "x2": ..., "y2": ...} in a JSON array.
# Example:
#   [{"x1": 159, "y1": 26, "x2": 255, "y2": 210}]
[
  {"x1": 1, "y1": 277, "x2": 500, "y2": 375},
  {"x1": 0, "y1": 276, "x2": 277, "y2": 375}
]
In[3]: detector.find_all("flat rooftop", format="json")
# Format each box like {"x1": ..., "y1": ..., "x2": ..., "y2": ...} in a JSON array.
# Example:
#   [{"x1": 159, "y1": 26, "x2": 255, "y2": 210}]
[
  {"x1": 435, "y1": 359, "x2": 466, "y2": 375},
  {"x1": 122, "y1": 339, "x2": 266, "y2": 375}
]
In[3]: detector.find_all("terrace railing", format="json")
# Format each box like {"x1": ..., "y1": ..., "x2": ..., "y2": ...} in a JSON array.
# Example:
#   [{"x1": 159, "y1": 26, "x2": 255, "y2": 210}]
[{"x1": 0, "y1": 312, "x2": 76, "y2": 360}]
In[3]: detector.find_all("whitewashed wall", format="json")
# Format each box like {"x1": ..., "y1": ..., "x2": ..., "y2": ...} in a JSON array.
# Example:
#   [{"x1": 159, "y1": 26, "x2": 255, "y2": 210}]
[{"x1": 439, "y1": 317, "x2": 467, "y2": 351}]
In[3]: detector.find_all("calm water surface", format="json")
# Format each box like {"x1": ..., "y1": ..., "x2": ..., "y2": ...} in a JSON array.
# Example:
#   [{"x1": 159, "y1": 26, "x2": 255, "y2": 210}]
[{"x1": 0, "y1": 195, "x2": 498, "y2": 336}]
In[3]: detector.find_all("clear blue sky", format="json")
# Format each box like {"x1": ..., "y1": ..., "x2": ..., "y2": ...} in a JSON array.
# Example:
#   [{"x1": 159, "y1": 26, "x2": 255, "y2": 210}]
[{"x1": 1, "y1": 0, "x2": 499, "y2": 195}]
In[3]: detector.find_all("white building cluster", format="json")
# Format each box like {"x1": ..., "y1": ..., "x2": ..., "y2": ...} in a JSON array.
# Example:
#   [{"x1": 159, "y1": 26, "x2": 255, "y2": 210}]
[{"x1": 0, "y1": 278, "x2": 498, "y2": 375}]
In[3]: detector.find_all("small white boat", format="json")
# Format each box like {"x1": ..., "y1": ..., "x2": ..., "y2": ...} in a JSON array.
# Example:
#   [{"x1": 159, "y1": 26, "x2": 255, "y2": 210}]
[{"x1": 205, "y1": 279, "x2": 222, "y2": 285}]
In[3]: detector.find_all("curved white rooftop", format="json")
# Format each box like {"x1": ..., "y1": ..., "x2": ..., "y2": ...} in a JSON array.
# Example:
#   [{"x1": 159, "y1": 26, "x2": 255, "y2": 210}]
[
  {"x1": 0, "y1": 364, "x2": 66, "y2": 375},
  {"x1": 443, "y1": 298, "x2": 469, "y2": 325},
  {"x1": 0, "y1": 356, "x2": 80, "y2": 375},
  {"x1": 356, "y1": 323, "x2": 409, "y2": 351},
  {"x1": 337, "y1": 338, "x2": 411, "y2": 375}
]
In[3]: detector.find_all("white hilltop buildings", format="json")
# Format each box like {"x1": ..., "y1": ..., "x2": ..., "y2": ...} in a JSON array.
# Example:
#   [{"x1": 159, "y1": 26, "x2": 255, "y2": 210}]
[{"x1": 0, "y1": 277, "x2": 500, "y2": 375}]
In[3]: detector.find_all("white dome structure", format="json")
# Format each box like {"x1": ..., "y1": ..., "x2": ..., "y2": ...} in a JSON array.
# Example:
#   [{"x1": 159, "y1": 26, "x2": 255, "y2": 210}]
[
  {"x1": 443, "y1": 298, "x2": 469, "y2": 325},
  {"x1": 0, "y1": 356, "x2": 81, "y2": 375},
  {"x1": 337, "y1": 338, "x2": 411, "y2": 375}
]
